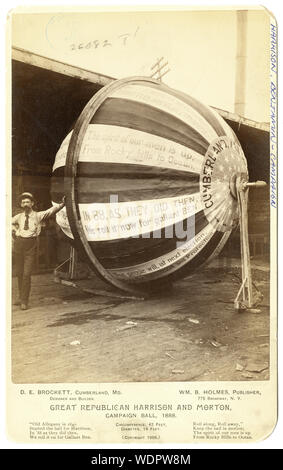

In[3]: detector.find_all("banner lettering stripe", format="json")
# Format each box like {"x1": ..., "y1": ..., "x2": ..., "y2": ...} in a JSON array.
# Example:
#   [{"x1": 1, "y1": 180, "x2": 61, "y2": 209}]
[
  {"x1": 124, "y1": 231, "x2": 224, "y2": 283},
  {"x1": 53, "y1": 125, "x2": 204, "y2": 174},
  {"x1": 54, "y1": 207, "x2": 208, "y2": 268}
]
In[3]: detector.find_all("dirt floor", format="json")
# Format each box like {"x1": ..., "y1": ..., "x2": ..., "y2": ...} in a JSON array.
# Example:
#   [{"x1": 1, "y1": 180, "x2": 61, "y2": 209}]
[{"x1": 11, "y1": 257, "x2": 270, "y2": 383}]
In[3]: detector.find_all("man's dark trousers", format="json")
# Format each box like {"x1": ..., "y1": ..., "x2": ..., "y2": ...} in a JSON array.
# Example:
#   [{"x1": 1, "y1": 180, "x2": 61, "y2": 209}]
[{"x1": 14, "y1": 237, "x2": 37, "y2": 305}]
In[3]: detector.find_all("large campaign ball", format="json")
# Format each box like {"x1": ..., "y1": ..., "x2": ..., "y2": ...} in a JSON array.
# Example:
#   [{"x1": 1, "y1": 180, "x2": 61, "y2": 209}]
[{"x1": 51, "y1": 77, "x2": 248, "y2": 287}]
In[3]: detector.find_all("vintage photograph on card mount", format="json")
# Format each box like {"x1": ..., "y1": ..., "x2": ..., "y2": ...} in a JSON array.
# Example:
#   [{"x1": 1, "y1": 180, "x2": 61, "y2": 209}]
[{"x1": 9, "y1": 6, "x2": 276, "y2": 389}]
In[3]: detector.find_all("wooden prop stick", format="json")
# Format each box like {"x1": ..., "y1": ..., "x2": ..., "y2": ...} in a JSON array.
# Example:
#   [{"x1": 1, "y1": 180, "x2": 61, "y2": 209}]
[{"x1": 234, "y1": 178, "x2": 267, "y2": 310}]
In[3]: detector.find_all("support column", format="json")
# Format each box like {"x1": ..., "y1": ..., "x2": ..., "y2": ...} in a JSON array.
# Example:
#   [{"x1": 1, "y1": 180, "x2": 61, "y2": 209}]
[{"x1": 234, "y1": 10, "x2": 248, "y2": 116}]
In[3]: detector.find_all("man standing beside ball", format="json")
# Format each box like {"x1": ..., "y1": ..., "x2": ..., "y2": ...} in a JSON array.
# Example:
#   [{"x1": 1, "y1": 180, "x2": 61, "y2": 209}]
[{"x1": 12, "y1": 192, "x2": 65, "y2": 310}]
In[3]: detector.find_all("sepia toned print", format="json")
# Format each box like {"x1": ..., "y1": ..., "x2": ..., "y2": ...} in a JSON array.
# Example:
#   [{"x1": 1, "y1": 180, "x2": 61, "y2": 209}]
[{"x1": 7, "y1": 6, "x2": 277, "y2": 443}]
